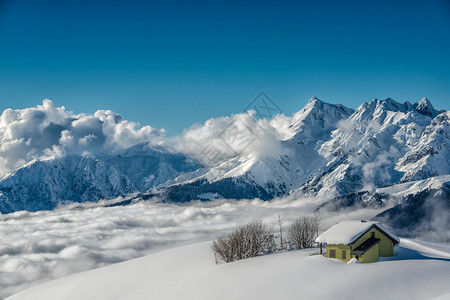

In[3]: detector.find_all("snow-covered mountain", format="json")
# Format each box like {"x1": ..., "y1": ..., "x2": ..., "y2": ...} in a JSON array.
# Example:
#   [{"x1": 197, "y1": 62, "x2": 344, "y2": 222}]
[
  {"x1": 0, "y1": 143, "x2": 199, "y2": 213},
  {"x1": 0, "y1": 97, "x2": 448, "y2": 215},
  {"x1": 163, "y1": 97, "x2": 448, "y2": 202},
  {"x1": 162, "y1": 97, "x2": 355, "y2": 201},
  {"x1": 302, "y1": 97, "x2": 449, "y2": 197}
]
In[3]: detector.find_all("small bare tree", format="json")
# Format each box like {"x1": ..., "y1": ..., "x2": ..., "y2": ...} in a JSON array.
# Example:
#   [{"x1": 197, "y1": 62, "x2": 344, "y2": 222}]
[
  {"x1": 277, "y1": 213, "x2": 284, "y2": 250},
  {"x1": 287, "y1": 216, "x2": 320, "y2": 249},
  {"x1": 313, "y1": 211, "x2": 323, "y2": 238},
  {"x1": 211, "y1": 220, "x2": 272, "y2": 264}
]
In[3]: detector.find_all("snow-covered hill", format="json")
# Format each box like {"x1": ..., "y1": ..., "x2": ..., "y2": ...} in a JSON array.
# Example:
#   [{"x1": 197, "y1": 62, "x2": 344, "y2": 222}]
[{"x1": 7, "y1": 239, "x2": 450, "y2": 300}]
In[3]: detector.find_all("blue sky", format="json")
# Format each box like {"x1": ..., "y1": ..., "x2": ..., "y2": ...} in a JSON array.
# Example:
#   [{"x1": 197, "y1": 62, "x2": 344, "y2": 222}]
[{"x1": 1, "y1": 0, "x2": 449, "y2": 134}]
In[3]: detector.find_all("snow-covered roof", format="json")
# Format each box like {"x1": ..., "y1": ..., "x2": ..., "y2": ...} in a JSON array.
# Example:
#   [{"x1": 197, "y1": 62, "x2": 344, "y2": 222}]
[{"x1": 315, "y1": 220, "x2": 399, "y2": 245}]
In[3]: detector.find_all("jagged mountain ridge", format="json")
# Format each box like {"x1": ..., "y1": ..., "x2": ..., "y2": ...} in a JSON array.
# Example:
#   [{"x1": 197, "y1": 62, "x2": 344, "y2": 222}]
[
  {"x1": 164, "y1": 97, "x2": 448, "y2": 201},
  {"x1": 301, "y1": 97, "x2": 449, "y2": 196},
  {"x1": 0, "y1": 96, "x2": 448, "y2": 214}
]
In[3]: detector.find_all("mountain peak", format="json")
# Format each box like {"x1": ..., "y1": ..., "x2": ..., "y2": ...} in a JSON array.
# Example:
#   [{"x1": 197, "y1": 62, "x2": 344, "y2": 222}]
[
  {"x1": 301, "y1": 96, "x2": 353, "y2": 114},
  {"x1": 289, "y1": 97, "x2": 353, "y2": 137},
  {"x1": 302, "y1": 96, "x2": 327, "y2": 112},
  {"x1": 365, "y1": 97, "x2": 413, "y2": 114},
  {"x1": 417, "y1": 97, "x2": 433, "y2": 108},
  {"x1": 380, "y1": 97, "x2": 400, "y2": 106},
  {"x1": 414, "y1": 97, "x2": 438, "y2": 117},
  {"x1": 308, "y1": 96, "x2": 321, "y2": 103}
]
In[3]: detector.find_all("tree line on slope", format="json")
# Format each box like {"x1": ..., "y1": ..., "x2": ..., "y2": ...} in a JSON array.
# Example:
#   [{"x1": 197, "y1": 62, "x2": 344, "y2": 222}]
[{"x1": 211, "y1": 214, "x2": 321, "y2": 264}]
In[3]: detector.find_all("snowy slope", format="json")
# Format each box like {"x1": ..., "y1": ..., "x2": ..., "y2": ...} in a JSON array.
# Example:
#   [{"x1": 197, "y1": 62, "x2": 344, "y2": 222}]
[
  {"x1": 315, "y1": 175, "x2": 450, "y2": 242},
  {"x1": 375, "y1": 175, "x2": 450, "y2": 198},
  {"x1": 316, "y1": 175, "x2": 450, "y2": 212},
  {"x1": 8, "y1": 239, "x2": 450, "y2": 300}
]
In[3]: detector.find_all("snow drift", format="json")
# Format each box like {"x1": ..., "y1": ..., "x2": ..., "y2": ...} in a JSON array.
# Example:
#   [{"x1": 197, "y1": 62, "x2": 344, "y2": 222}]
[{"x1": 7, "y1": 239, "x2": 450, "y2": 300}]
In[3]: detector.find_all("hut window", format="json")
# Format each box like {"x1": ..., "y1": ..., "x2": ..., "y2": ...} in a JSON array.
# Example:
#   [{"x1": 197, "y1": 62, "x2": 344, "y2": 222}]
[
  {"x1": 371, "y1": 232, "x2": 375, "y2": 238},
  {"x1": 329, "y1": 249, "x2": 336, "y2": 258},
  {"x1": 342, "y1": 250, "x2": 346, "y2": 259}
]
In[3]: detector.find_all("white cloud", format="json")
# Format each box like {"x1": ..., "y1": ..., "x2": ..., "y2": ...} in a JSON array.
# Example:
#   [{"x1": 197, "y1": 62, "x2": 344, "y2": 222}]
[
  {"x1": 165, "y1": 111, "x2": 292, "y2": 166},
  {"x1": 0, "y1": 100, "x2": 293, "y2": 176},
  {"x1": 0, "y1": 100, "x2": 165, "y2": 177},
  {"x1": 269, "y1": 113, "x2": 297, "y2": 140}
]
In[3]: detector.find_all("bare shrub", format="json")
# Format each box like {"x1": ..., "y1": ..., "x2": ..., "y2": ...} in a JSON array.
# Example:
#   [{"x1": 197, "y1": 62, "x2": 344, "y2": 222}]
[
  {"x1": 287, "y1": 216, "x2": 320, "y2": 249},
  {"x1": 211, "y1": 220, "x2": 272, "y2": 264}
]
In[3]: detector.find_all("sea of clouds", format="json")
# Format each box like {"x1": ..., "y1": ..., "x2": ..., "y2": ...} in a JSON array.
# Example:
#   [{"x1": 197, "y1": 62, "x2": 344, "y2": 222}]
[{"x1": 0, "y1": 194, "x2": 383, "y2": 298}]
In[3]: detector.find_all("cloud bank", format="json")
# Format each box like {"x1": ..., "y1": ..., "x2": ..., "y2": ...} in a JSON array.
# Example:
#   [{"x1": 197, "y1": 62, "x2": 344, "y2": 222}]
[
  {"x1": 168, "y1": 111, "x2": 293, "y2": 165},
  {"x1": 0, "y1": 100, "x2": 165, "y2": 177},
  {"x1": 0, "y1": 195, "x2": 312, "y2": 298},
  {"x1": 0, "y1": 100, "x2": 293, "y2": 176}
]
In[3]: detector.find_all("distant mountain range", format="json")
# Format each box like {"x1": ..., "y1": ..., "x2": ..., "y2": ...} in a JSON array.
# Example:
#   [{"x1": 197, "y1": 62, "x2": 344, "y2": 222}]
[
  {"x1": 162, "y1": 97, "x2": 449, "y2": 201},
  {"x1": 0, "y1": 145, "x2": 199, "y2": 213},
  {"x1": 1, "y1": 97, "x2": 449, "y2": 236}
]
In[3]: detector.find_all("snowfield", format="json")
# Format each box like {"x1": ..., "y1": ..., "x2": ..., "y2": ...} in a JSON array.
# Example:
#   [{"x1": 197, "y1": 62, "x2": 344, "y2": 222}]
[{"x1": 7, "y1": 239, "x2": 450, "y2": 300}]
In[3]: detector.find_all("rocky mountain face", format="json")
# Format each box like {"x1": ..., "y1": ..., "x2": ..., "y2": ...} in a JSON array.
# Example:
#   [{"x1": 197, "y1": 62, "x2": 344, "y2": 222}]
[{"x1": 0, "y1": 97, "x2": 448, "y2": 216}]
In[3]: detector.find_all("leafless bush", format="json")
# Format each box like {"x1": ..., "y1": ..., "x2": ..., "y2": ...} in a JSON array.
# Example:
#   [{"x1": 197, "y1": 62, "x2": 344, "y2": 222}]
[
  {"x1": 287, "y1": 216, "x2": 320, "y2": 249},
  {"x1": 211, "y1": 220, "x2": 272, "y2": 264}
]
